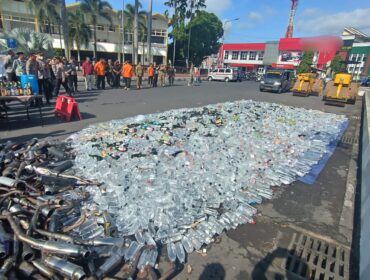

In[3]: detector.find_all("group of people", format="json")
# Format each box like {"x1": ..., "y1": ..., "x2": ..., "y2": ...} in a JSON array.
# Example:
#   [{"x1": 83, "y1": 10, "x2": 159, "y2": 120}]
[
  {"x1": 1, "y1": 50, "x2": 200, "y2": 110},
  {"x1": 82, "y1": 57, "x2": 177, "y2": 91},
  {"x1": 2, "y1": 50, "x2": 80, "y2": 105}
]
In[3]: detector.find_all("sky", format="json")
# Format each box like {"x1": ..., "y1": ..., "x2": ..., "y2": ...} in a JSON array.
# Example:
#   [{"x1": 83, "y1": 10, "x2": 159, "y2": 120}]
[{"x1": 66, "y1": 0, "x2": 370, "y2": 43}]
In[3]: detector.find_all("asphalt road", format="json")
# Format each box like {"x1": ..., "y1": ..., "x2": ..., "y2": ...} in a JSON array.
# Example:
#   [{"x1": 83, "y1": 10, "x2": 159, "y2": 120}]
[
  {"x1": 0, "y1": 80, "x2": 362, "y2": 279},
  {"x1": 0, "y1": 80, "x2": 352, "y2": 142}
]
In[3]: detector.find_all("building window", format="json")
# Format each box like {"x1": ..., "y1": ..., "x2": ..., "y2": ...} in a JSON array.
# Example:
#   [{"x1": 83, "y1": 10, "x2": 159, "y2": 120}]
[
  {"x1": 357, "y1": 55, "x2": 362, "y2": 62},
  {"x1": 232, "y1": 51, "x2": 239, "y2": 60},
  {"x1": 363, "y1": 56, "x2": 367, "y2": 62},
  {"x1": 97, "y1": 25, "x2": 104, "y2": 31},
  {"x1": 108, "y1": 26, "x2": 115, "y2": 32},
  {"x1": 224, "y1": 51, "x2": 229, "y2": 60},
  {"x1": 240, "y1": 51, "x2": 248, "y2": 60},
  {"x1": 258, "y1": 52, "x2": 264, "y2": 60},
  {"x1": 249, "y1": 51, "x2": 257, "y2": 60}
]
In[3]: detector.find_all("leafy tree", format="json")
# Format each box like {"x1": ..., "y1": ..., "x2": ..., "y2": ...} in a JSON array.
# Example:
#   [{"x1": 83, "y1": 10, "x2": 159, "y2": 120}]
[
  {"x1": 118, "y1": 3, "x2": 146, "y2": 62},
  {"x1": 167, "y1": 11, "x2": 223, "y2": 66},
  {"x1": 28, "y1": 0, "x2": 60, "y2": 34},
  {"x1": 165, "y1": 0, "x2": 206, "y2": 66},
  {"x1": 330, "y1": 54, "x2": 345, "y2": 75},
  {"x1": 297, "y1": 50, "x2": 314, "y2": 74},
  {"x1": 80, "y1": 0, "x2": 113, "y2": 58},
  {"x1": 69, "y1": 9, "x2": 92, "y2": 63},
  {"x1": 0, "y1": 28, "x2": 53, "y2": 56}
]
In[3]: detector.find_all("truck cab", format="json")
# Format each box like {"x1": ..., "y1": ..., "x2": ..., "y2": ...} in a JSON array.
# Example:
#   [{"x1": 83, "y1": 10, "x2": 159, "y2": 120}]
[{"x1": 260, "y1": 70, "x2": 294, "y2": 93}]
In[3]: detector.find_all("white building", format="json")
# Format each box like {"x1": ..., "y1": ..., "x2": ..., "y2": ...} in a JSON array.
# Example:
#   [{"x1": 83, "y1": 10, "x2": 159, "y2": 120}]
[{"x1": 0, "y1": 0, "x2": 168, "y2": 64}]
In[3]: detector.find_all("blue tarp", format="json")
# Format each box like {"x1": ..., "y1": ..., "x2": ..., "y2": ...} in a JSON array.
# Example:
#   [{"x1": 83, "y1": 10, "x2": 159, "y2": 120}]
[{"x1": 298, "y1": 120, "x2": 349, "y2": 185}]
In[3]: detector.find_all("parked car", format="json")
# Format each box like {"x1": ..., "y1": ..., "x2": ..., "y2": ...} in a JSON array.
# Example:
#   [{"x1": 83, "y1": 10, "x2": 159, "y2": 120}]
[
  {"x1": 260, "y1": 70, "x2": 294, "y2": 93},
  {"x1": 207, "y1": 68, "x2": 238, "y2": 82},
  {"x1": 361, "y1": 77, "x2": 370, "y2": 87}
]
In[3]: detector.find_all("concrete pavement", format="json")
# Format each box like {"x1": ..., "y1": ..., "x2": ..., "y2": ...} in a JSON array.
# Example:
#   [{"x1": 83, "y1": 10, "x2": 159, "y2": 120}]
[{"x1": 0, "y1": 81, "x2": 362, "y2": 279}]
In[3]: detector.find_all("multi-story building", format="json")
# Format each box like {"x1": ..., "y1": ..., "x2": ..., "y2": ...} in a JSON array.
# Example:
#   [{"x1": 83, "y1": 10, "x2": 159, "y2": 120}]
[
  {"x1": 348, "y1": 43, "x2": 370, "y2": 81},
  {"x1": 0, "y1": 0, "x2": 168, "y2": 64},
  {"x1": 219, "y1": 36, "x2": 342, "y2": 72}
]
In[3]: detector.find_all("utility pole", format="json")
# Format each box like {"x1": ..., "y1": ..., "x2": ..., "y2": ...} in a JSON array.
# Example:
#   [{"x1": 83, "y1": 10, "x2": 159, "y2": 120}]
[
  {"x1": 172, "y1": 0, "x2": 177, "y2": 66},
  {"x1": 60, "y1": 0, "x2": 70, "y2": 59},
  {"x1": 186, "y1": 0, "x2": 194, "y2": 68},
  {"x1": 121, "y1": 0, "x2": 125, "y2": 62},
  {"x1": 147, "y1": 0, "x2": 153, "y2": 65},
  {"x1": 133, "y1": 0, "x2": 139, "y2": 64}
]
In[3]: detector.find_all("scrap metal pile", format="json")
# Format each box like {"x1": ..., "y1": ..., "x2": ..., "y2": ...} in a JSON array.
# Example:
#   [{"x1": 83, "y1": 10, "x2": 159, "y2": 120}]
[{"x1": 0, "y1": 100, "x2": 347, "y2": 279}]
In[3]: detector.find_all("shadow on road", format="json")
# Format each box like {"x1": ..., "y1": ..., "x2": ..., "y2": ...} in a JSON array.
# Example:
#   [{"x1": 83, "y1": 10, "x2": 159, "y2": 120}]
[
  {"x1": 252, "y1": 247, "x2": 308, "y2": 280},
  {"x1": 199, "y1": 263, "x2": 226, "y2": 280}
]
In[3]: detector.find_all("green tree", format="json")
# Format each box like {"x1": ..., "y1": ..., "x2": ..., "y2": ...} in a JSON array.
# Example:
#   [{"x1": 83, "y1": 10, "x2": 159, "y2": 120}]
[
  {"x1": 297, "y1": 50, "x2": 314, "y2": 74},
  {"x1": 118, "y1": 3, "x2": 146, "y2": 62},
  {"x1": 80, "y1": 0, "x2": 113, "y2": 58},
  {"x1": 69, "y1": 9, "x2": 92, "y2": 63},
  {"x1": 167, "y1": 11, "x2": 223, "y2": 66},
  {"x1": 0, "y1": 28, "x2": 53, "y2": 56},
  {"x1": 139, "y1": 14, "x2": 148, "y2": 64},
  {"x1": 165, "y1": 0, "x2": 206, "y2": 66},
  {"x1": 330, "y1": 54, "x2": 345, "y2": 75},
  {"x1": 28, "y1": 0, "x2": 60, "y2": 34}
]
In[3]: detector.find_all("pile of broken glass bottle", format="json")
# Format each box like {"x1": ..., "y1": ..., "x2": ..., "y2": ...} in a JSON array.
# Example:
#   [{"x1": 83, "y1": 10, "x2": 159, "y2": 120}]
[{"x1": 70, "y1": 100, "x2": 347, "y2": 264}]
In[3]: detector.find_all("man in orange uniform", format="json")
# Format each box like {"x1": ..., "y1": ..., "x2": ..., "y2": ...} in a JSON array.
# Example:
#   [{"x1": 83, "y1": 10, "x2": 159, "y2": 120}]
[
  {"x1": 122, "y1": 60, "x2": 134, "y2": 90},
  {"x1": 147, "y1": 63, "x2": 154, "y2": 86},
  {"x1": 94, "y1": 58, "x2": 106, "y2": 90}
]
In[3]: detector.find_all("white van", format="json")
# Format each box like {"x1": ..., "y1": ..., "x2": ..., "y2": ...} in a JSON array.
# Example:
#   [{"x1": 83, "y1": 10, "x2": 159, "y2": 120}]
[{"x1": 207, "y1": 68, "x2": 238, "y2": 82}]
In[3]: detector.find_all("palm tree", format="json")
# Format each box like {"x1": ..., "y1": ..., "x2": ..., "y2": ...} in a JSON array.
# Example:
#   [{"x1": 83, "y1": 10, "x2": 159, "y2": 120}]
[
  {"x1": 119, "y1": 3, "x2": 146, "y2": 63},
  {"x1": 29, "y1": 0, "x2": 60, "y2": 34},
  {"x1": 0, "y1": 28, "x2": 53, "y2": 56},
  {"x1": 138, "y1": 14, "x2": 148, "y2": 64},
  {"x1": 80, "y1": 0, "x2": 113, "y2": 58},
  {"x1": 69, "y1": 9, "x2": 92, "y2": 64}
]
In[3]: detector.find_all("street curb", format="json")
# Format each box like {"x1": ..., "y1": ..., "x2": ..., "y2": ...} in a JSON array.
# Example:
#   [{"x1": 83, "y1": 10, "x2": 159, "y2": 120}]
[{"x1": 339, "y1": 99, "x2": 362, "y2": 243}]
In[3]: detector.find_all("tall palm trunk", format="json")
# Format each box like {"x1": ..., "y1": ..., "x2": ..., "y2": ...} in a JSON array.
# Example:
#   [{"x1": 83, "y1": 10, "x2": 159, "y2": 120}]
[
  {"x1": 142, "y1": 39, "x2": 145, "y2": 64},
  {"x1": 93, "y1": 24, "x2": 97, "y2": 59},
  {"x1": 61, "y1": 0, "x2": 70, "y2": 59},
  {"x1": 133, "y1": 0, "x2": 139, "y2": 64},
  {"x1": 172, "y1": 0, "x2": 177, "y2": 66},
  {"x1": 77, "y1": 46, "x2": 81, "y2": 70},
  {"x1": 58, "y1": 24, "x2": 63, "y2": 51},
  {"x1": 147, "y1": 0, "x2": 152, "y2": 64}
]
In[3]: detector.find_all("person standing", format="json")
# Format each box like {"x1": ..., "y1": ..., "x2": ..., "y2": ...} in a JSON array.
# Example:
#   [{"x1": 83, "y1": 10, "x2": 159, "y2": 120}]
[
  {"x1": 147, "y1": 63, "x2": 154, "y2": 86},
  {"x1": 194, "y1": 67, "x2": 201, "y2": 85},
  {"x1": 153, "y1": 62, "x2": 159, "y2": 88},
  {"x1": 12, "y1": 52, "x2": 26, "y2": 80},
  {"x1": 70, "y1": 57, "x2": 78, "y2": 93},
  {"x1": 136, "y1": 62, "x2": 144, "y2": 89},
  {"x1": 26, "y1": 54, "x2": 40, "y2": 106},
  {"x1": 159, "y1": 64, "x2": 167, "y2": 87},
  {"x1": 106, "y1": 59, "x2": 114, "y2": 87},
  {"x1": 82, "y1": 57, "x2": 94, "y2": 91},
  {"x1": 122, "y1": 60, "x2": 134, "y2": 90},
  {"x1": 112, "y1": 60, "x2": 122, "y2": 88},
  {"x1": 51, "y1": 57, "x2": 69, "y2": 96},
  {"x1": 36, "y1": 52, "x2": 46, "y2": 102},
  {"x1": 188, "y1": 64, "x2": 195, "y2": 86},
  {"x1": 167, "y1": 65, "x2": 175, "y2": 86},
  {"x1": 4, "y1": 50, "x2": 16, "y2": 82},
  {"x1": 43, "y1": 59, "x2": 53, "y2": 104},
  {"x1": 63, "y1": 57, "x2": 74, "y2": 96},
  {"x1": 94, "y1": 58, "x2": 106, "y2": 90}
]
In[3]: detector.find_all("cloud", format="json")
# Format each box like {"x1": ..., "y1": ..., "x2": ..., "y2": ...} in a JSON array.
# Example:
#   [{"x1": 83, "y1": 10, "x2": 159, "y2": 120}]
[
  {"x1": 205, "y1": 0, "x2": 232, "y2": 16},
  {"x1": 297, "y1": 8, "x2": 370, "y2": 36},
  {"x1": 300, "y1": 8, "x2": 321, "y2": 17},
  {"x1": 247, "y1": 11, "x2": 263, "y2": 23}
]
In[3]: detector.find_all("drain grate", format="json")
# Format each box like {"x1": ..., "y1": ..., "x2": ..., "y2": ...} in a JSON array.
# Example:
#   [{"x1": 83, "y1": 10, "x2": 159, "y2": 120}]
[
  {"x1": 281, "y1": 233, "x2": 350, "y2": 280},
  {"x1": 340, "y1": 135, "x2": 358, "y2": 145}
]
